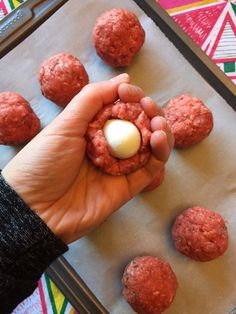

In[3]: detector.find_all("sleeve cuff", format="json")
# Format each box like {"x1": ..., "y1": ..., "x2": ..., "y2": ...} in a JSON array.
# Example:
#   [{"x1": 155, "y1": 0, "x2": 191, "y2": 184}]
[{"x1": 0, "y1": 173, "x2": 68, "y2": 312}]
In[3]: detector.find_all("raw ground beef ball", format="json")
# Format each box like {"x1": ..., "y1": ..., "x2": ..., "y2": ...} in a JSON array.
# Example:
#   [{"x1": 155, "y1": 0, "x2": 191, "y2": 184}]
[
  {"x1": 0, "y1": 92, "x2": 40, "y2": 145},
  {"x1": 122, "y1": 256, "x2": 178, "y2": 314},
  {"x1": 93, "y1": 8, "x2": 145, "y2": 67},
  {"x1": 38, "y1": 52, "x2": 89, "y2": 107},
  {"x1": 164, "y1": 95, "x2": 213, "y2": 148},
  {"x1": 172, "y1": 207, "x2": 228, "y2": 262},
  {"x1": 142, "y1": 166, "x2": 165, "y2": 192},
  {"x1": 86, "y1": 101, "x2": 152, "y2": 176}
]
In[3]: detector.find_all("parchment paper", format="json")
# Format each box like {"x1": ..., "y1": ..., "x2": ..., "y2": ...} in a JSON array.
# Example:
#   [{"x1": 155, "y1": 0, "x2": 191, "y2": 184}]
[{"x1": 1, "y1": 1, "x2": 236, "y2": 313}]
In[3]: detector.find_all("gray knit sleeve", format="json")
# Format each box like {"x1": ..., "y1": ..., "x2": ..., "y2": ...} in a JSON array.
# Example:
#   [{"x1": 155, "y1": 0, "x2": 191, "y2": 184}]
[{"x1": 0, "y1": 173, "x2": 68, "y2": 314}]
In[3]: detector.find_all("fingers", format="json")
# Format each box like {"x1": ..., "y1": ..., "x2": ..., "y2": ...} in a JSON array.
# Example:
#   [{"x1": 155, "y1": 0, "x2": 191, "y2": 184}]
[
  {"x1": 118, "y1": 83, "x2": 144, "y2": 103},
  {"x1": 47, "y1": 73, "x2": 130, "y2": 137},
  {"x1": 140, "y1": 97, "x2": 165, "y2": 118},
  {"x1": 69, "y1": 73, "x2": 130, "y2": 111},
  {"x1": 151, "y1": 116, "x2": 175, "y2": 149},
  {"x1": 118, "y1": 87, "x2": 165, "y2": 121},
  {"x1": 150, "y1": 130, "x2": 171, "y2": 162},
  {"x1": 110, "y1": 73, "x2": 130, "y2": 84},
  {"x1": 125, "y1": 120, "x2": 171, "y2": 196},
  {"x1": 138, "y1": 96, "x2": 174, "y2": 157},
  {"x1": 80, "y1": 73, "x2": 130, "y2": 106},
  {"x1": 140, "y1": 97, "x2": 174, "y2": 152}
]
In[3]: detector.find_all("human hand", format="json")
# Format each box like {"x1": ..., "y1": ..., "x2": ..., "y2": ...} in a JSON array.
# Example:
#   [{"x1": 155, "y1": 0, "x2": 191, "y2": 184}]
[{"x1": 2, "y1": 74, "x2": 174, "y2": 244}]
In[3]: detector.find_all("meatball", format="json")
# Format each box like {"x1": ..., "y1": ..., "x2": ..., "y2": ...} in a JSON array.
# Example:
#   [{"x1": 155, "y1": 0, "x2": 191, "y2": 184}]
[
  {"x1": 86, "y1": 101, "x2": 152, "y2": 176},
  {"x1": 38, "y1": 52, "x2": 89, "y2": 107},
  {"x1": 0, "y1": 92, "x2": 40, "y2": 145},
  {"x1": 122, "y1": 256, "x2": 178, "y2": 314},
  {"x1": 93, "y1": 8, "x2": 145, "y2": 67},
  {"x1": 142, "y1": 166, "x2": 165, "y2": 192},
  {"x1": 164, "y1": 95, "x2": 213, "y2": 148},
  {"x1": 172, "y1": 207, "x2": 228, "y2": 261}
]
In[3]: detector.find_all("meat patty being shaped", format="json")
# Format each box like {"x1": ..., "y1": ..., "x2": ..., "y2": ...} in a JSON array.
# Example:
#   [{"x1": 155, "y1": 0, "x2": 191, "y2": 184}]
[{"x1": 86, "y1": 101, "x2": 152, "y2": 175}]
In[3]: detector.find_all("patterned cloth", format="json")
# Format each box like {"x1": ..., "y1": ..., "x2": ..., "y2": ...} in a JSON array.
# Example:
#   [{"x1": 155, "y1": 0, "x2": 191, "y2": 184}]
[
  {"x1": 13, "y1": 274, "x2": 77, "y2": 314},
  {"x1": 0, "y1": 0, "x2": 25, "y2": 20},
  {"x1": 158, "y1": 0, "x2": 236, "y2": 84}
]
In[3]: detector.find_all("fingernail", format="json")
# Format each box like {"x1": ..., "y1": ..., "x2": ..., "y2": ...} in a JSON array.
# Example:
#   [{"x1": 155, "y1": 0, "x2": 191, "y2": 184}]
[
  {"x1": 143, "y1": 96, "x2": 153, "y2": 102},
  {"x1": 110, "y1": 73, "x2": 130, "y2": 82},
  {"x1": 126, "y1": 84, "x2": 144, "y2": 95},
  {"x1": 152, "y1": 116, "x2": 166, "y2": 125},
  {"x1": 159, "y1": 130, "x2": 167, "y2": 137},
  {"x1": 153, "y1": 116, "x2": 166, "y2": 124},
  {"x1": 159, "y1": 116, "x2": 167, "y2": 123}
]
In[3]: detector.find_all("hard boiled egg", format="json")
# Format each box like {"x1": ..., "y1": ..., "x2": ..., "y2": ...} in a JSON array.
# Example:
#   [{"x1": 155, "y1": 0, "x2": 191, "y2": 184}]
[{"x1": 103, "y1": 119, "x2": 141, "y2": 159}]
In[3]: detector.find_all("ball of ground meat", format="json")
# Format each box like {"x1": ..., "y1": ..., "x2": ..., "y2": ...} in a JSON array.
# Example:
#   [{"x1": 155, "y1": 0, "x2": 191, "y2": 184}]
[
  {"x1": 0, "y1": 92, "x2": 40, "y2": 146},
  {"x1": 164, "y1": 95, "x2": 213, "y2": 148},
  {"x1": 142, "y1": 166, "x2": 165, "y2": 192},
  {"x1": 38, "y1": 52, "x2": 89, "y2": 107},
  {"x1": 86, "y1": 101, "x2": 152, "y2": 176},
  {"x1": 122, "y1": 256, "x2": 178, "y2": 314},
  {"x1": 172, "y1": 207, "x2": 228, "y2": 262},
  {"x1": 93, "y1": 8, "x2": 145, "y2": 67}
]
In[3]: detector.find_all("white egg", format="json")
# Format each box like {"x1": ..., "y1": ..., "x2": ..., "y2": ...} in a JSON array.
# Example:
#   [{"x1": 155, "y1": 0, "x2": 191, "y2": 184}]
[{"x1": 103, "y1": 119, "x2": 141, "y2": 159}]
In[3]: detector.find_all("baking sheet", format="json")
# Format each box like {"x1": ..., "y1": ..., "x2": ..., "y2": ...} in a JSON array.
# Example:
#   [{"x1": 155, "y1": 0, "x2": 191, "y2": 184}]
[{"x1": 1, "y1": 0, "x2": 236, "y2": 313}]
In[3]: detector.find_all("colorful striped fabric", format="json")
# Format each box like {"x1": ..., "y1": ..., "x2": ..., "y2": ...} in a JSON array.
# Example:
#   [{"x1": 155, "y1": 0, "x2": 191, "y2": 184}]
[
  {"x1": 0, "y1": 0, "x2": 26, "y2": 20},
  {"x1": 13, "y1": 274, "x2": 77, "y2": 314},
  {"x1": 158, "y1": 0, "x2": 236, "y2": 84}
]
